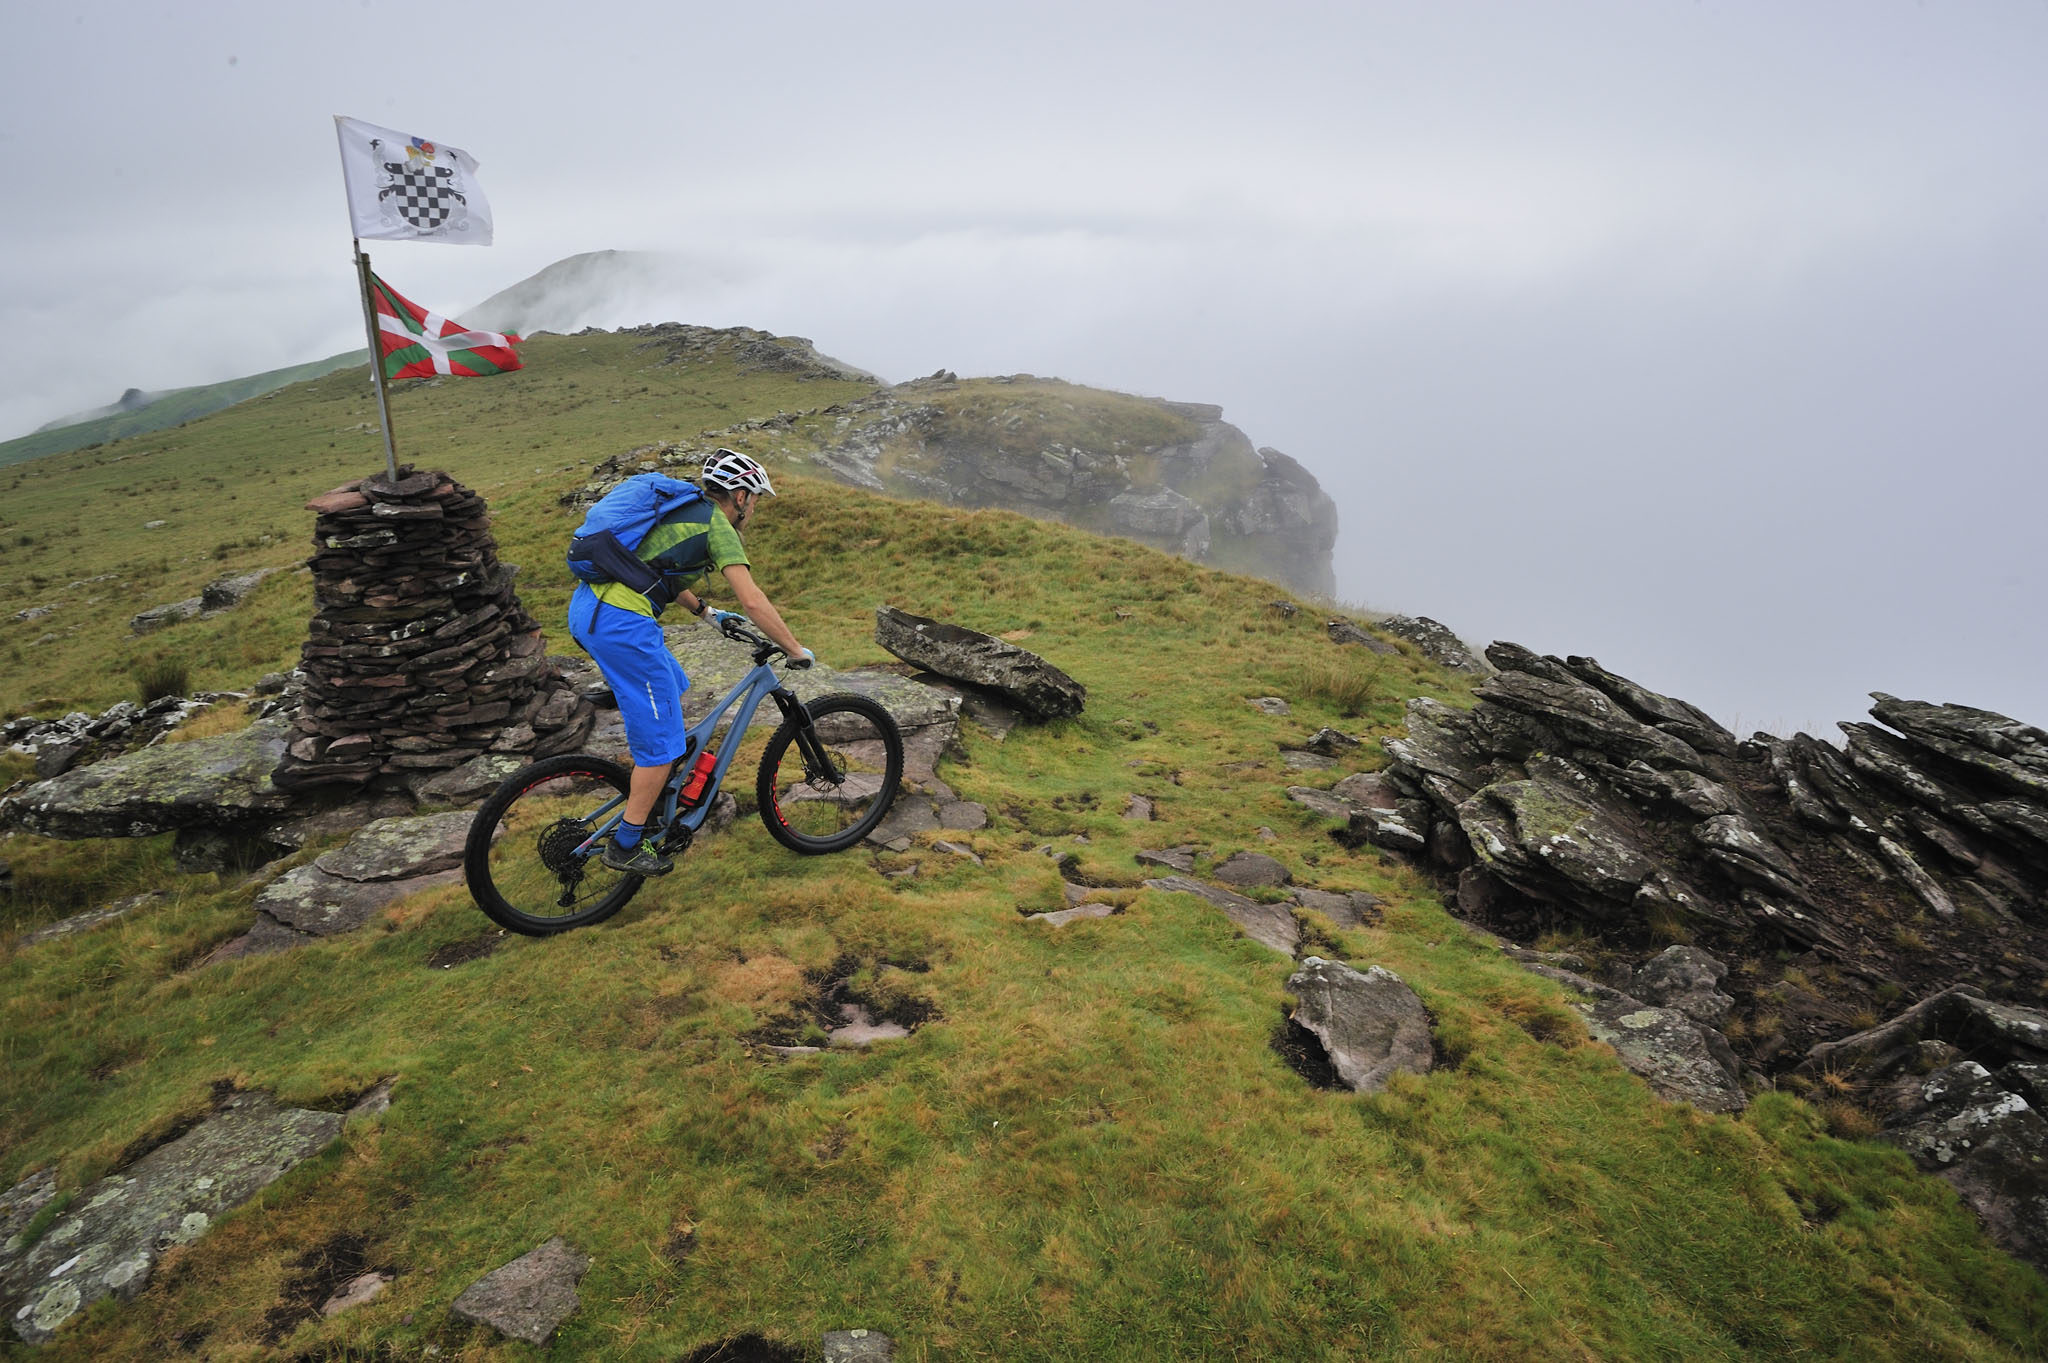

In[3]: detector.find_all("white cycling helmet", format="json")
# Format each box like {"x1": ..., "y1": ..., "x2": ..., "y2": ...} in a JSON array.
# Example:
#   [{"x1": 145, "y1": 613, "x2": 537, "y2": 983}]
[{"x1": 702, "y1": 448, "x2": 776, "y2": 498}]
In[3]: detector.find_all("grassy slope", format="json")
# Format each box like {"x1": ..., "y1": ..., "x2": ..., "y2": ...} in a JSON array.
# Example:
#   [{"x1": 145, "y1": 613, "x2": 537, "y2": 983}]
[
  {"x1": 0, "y1": 338, "x2": 2042, "y2": 1361},
  {"x1": 0, "y1": 352, "x2": 369, "y2": 471}
]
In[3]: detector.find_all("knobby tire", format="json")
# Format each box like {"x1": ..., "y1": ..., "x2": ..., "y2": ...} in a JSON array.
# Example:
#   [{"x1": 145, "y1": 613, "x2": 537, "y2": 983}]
[
  {"x1": 465, "y1": 753, "x2": 645, "y2": 936},
  {"x1": 756, "y1": 693, "x2": 905, "y2": 854}
]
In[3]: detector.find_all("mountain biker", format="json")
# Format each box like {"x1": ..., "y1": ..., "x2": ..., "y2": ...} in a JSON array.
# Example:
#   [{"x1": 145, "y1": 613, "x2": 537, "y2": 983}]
[{"x1": 567, "y1": 448, "x2": 812, "y2": 876}]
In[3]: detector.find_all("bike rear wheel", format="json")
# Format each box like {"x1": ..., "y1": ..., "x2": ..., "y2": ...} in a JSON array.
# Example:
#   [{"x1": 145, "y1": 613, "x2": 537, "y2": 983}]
[
  {"x1": 465, "y1": 753, "x2": 646, "y2": 935},
  {"x1": 756, "y1": 693, "x2": 905, "y2": 854}
]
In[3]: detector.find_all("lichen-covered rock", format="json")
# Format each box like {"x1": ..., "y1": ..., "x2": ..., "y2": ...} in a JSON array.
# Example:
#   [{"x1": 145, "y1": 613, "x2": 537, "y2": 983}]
[
  {"x1": 1519, "y1": 963, "x2": 1747, "y2": 1114},
  {"x1": 5, "y1": 715, "x2": 294, "y2": 839},
  {"x1": 1631, "y1": 947, "x2": 1735, "y2": 1027},
  {"x1": 0, "y1": 1093, "x2": 344, "y2": 1345},
  {"x1": 1883, "y1": 1062, "x2": 2048, "y2": 1269},
  {"x1": 312, "y1": 811, "x2": 474, "y2": 882},
  {"x1": 1285, "y1": 957, "x2": 1435, "y2": 1093},
  {"x1": 1376, "y1": 616, "x2": 1487, "y2": 673}
]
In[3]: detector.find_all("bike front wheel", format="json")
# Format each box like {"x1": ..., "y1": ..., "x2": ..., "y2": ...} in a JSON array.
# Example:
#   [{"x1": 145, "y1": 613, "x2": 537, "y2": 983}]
[
  {"x1": 465, "y1": 753, "x2": 646, "y2": 935},
  {"x1": 756, "y1": 693, "x2": 905, "y2": 854}
]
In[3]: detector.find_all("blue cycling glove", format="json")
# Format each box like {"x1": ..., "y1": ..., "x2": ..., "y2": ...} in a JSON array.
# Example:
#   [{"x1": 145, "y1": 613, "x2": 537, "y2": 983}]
[{"x1": 708, "y1": 609, "x2": 745, "y2": 628}]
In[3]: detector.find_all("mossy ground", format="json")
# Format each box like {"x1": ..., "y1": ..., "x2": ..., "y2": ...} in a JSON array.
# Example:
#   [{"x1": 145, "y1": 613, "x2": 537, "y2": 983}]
[{"x1": 0, "y1": 336, "x2": 2042, "y2": 1360}]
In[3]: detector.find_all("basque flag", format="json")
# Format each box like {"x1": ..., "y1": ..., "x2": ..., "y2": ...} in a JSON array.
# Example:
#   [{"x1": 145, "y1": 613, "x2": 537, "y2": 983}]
[{"x1": 370, "y1": 274, "x2": 523, "y2": 380}]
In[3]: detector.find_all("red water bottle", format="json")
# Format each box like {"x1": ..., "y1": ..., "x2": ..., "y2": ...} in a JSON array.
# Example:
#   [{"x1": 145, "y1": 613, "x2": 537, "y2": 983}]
[{"x1": 679, "y1": 748, "x2": 719, "y2": 808}]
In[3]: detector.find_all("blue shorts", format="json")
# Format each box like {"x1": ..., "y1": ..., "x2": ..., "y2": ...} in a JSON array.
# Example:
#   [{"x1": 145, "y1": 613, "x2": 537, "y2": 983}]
[{"x1": 567, "y1": 585, "x2": 691, "y2": 767}]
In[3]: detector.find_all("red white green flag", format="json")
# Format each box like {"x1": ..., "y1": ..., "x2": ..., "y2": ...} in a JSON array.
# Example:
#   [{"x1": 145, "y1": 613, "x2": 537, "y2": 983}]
[{"x1": 370, "y1": 273, "x2": 523, "y2": 380}]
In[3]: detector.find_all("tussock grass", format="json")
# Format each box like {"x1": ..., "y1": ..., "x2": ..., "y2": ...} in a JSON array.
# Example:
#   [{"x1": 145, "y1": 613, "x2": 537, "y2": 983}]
[{"x1": 0, "y1": 340, "x2": 2043, "y2": 1360}]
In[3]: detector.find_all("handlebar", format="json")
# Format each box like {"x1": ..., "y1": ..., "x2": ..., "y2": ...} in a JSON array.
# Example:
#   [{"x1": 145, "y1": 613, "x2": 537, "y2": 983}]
[{"x1": 718, "y1": 616, "x2": 810, "y2": 669}]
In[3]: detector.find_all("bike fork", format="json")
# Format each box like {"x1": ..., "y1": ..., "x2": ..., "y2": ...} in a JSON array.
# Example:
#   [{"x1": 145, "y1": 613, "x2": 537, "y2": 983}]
[{"x1": 769, "y1": 687, "x2": 843, "y2": 783}]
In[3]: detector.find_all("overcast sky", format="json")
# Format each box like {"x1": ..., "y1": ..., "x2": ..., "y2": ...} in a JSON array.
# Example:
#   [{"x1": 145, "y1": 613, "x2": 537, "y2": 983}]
[{"x1": 3, "y1": 1, "x2": 2043, "y2": 735}]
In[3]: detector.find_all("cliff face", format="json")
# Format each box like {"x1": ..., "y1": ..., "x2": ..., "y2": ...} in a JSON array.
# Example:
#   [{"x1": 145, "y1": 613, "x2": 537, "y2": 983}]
[{"x1": 789, "y1": 375, "x2": 1338, "y2": 596}]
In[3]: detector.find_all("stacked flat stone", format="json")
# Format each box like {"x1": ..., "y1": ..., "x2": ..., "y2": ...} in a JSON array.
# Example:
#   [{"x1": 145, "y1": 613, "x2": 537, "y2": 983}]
[{"x1": 271, "y1": 466, "x2": 594, "y2": 789}]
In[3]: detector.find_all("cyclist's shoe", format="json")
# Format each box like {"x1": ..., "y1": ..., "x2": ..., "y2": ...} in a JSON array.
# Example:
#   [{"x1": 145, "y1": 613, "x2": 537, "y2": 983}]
[{"x1": 601, "y1": 839, "x2": 675, "y2": 877}]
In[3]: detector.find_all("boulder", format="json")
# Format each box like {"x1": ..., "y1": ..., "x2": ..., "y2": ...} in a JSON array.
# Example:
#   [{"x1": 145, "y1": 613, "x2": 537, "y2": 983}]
[
  {"x1": 874, "y1": 607, "x2": 1084, "y2": 721},
  {"x1": 0, "y1": 1093, "x2": 344, "y2": 1345},
  {"x1": 1285, "y1": 957, "x2": 1435, "y2": 1093},
  {"x1": 449, "y1": 1237, "x2": 590, "y2": 1347}
]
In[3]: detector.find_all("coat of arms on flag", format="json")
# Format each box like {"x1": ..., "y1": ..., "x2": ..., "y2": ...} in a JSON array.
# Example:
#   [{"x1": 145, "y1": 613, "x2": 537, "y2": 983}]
[
  {"x1": 370, "y1": 274, "x2": 523, "y2": 379},
  {"x1": 335, "y1": 116, "x2": 495, "y2": 245}
]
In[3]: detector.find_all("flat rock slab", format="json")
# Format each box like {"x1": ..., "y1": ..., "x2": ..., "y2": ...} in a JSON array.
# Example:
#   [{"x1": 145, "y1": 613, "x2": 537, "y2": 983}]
[
  {"x1": 1145, "y1": 875, "x2": 1300, "y2": 957},
  {"x1": 1029, "y1": 902, "x2": 1118, "y2": 927},
  {"x1": 450, "y1": 1236, "x2": 590, "y2": 1346},
  {"x1": 1289, "y1": 888, "x2": 1382, "y2": 930},
  {"x1": 1287, "y1": 957, "x2": 1436, "y2": 1092},
  {"x1": 254, "y1": 865, "x2": 464, "y2": 938},
  {"x1": 314, "y1": 811, "x2": 475, "y2": 882},
  {"x1": 1212, "y1": 851, "x2": 1292, "y2": 888},
  {"x1": 1521, "y1": 963, "x2": 1747, "y2": 1114},
  {"x1": 825, "y1": 1328, "x2": 897, "y2": 1361},
  {"x1": 1286, "y1": 787, "x2": 1354, "y2": 820},
  {"x1": 0, "y1": 1171, "x2": 58, "y2": 1249},
  {"x1": 321, "y1": 1270, "x2": 392, "y2": 1317},
  {"x1": 867, "y1": 797, "x2": 940, "y2": 848},
  {"x1": 875, "y1": 606, "x2": 1085, "y2": 720},
  {"x1": 411, "y1": 752, "x2": 527, "y2": 806},
  {"x1": 1, "y1": 1093, "x2": 343, "y2": 1345},
  {"x1": 18, "y1": 893, "x2": 163, "y2": 948},
  {"x1": 6, "y1": 715, "x2": 295, "y2": 839},
  {"x1": 1135, "y1": 846, "x2": 1198, "y2": 873}
]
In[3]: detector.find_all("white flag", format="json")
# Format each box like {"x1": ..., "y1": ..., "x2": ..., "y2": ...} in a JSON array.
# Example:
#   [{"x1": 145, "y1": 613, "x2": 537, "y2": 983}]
[{"x1": 334, "y1": 116, "x2": 494, "y2": 245}]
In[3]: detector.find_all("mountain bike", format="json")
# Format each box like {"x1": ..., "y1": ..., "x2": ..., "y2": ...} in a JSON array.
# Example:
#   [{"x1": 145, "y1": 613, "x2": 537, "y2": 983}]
[{"x1": 464, "y1": 618, "x2": 904, "y2": 936}]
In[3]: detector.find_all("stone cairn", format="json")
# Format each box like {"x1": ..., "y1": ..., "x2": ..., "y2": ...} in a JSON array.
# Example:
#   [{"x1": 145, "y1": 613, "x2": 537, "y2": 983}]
[{"x1": 271, "y1": 466, "x2": 594, "y2": 790}]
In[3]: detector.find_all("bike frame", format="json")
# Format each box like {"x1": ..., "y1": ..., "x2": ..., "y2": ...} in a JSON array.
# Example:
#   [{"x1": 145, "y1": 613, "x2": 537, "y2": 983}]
[{"x1": 569, "y1": 656, "x2": 797, "y2": 856}]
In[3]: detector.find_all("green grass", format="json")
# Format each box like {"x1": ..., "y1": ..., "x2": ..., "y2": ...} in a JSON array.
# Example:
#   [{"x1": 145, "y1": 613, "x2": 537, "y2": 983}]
[{"x1": 0, "y1": 337, "x2": 2043, "y2": 1360}]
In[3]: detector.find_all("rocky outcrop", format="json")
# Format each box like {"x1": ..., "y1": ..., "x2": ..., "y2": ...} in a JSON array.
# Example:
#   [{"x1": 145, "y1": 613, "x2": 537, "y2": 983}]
[
  {"x1": 1374, "y1": 643, "x2": 2048, "y2": 1023},
  {"x1": 564, "y1": 378, "x2": 1340, "y2": 596},
  {"x1": 1795, "y1": 988, "x2": 2048, "y2": 1268},
  {"x1": 873, "y1": 607, "x2": 1085, "y2": 721},
  {"x1": 1373, "y1": 615, "x2": 1489, "y2": 674},
  {"x1": 3, "y1": 693, "x2": 237, "y2": 780},
  {"x1": 272, "y1": 466, "x2": 594, "y2": 790},
  {"x1": 1519, "y1": 961, "x2": 1748, "y2": 1113},
  {"x1": 1367, "y1": 640, "x2": 2048, "y2": 1261}
]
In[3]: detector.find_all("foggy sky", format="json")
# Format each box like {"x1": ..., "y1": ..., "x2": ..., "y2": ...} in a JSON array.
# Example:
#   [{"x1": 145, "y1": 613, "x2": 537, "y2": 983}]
[{"x1": 3, "y1": 1, "x2": 2043, "y2": 735}]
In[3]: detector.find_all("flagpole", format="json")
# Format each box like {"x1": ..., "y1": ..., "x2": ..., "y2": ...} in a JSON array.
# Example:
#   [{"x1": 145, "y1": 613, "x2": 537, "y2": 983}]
[{"x1": 351, "y1": 239, "x2": 401, "y2": 481}]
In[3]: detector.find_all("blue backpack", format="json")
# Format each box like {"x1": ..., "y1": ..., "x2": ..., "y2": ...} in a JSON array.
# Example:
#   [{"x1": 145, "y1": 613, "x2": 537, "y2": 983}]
[{"x1": 566, "y1": 472, "x2": 705, "y2": 609}]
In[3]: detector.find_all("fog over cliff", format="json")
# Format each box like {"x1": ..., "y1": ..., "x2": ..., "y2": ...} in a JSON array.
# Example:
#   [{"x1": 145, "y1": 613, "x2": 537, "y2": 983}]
[{"x1": 2, "y1": 2, "x2": 2041, "y2": 735}]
